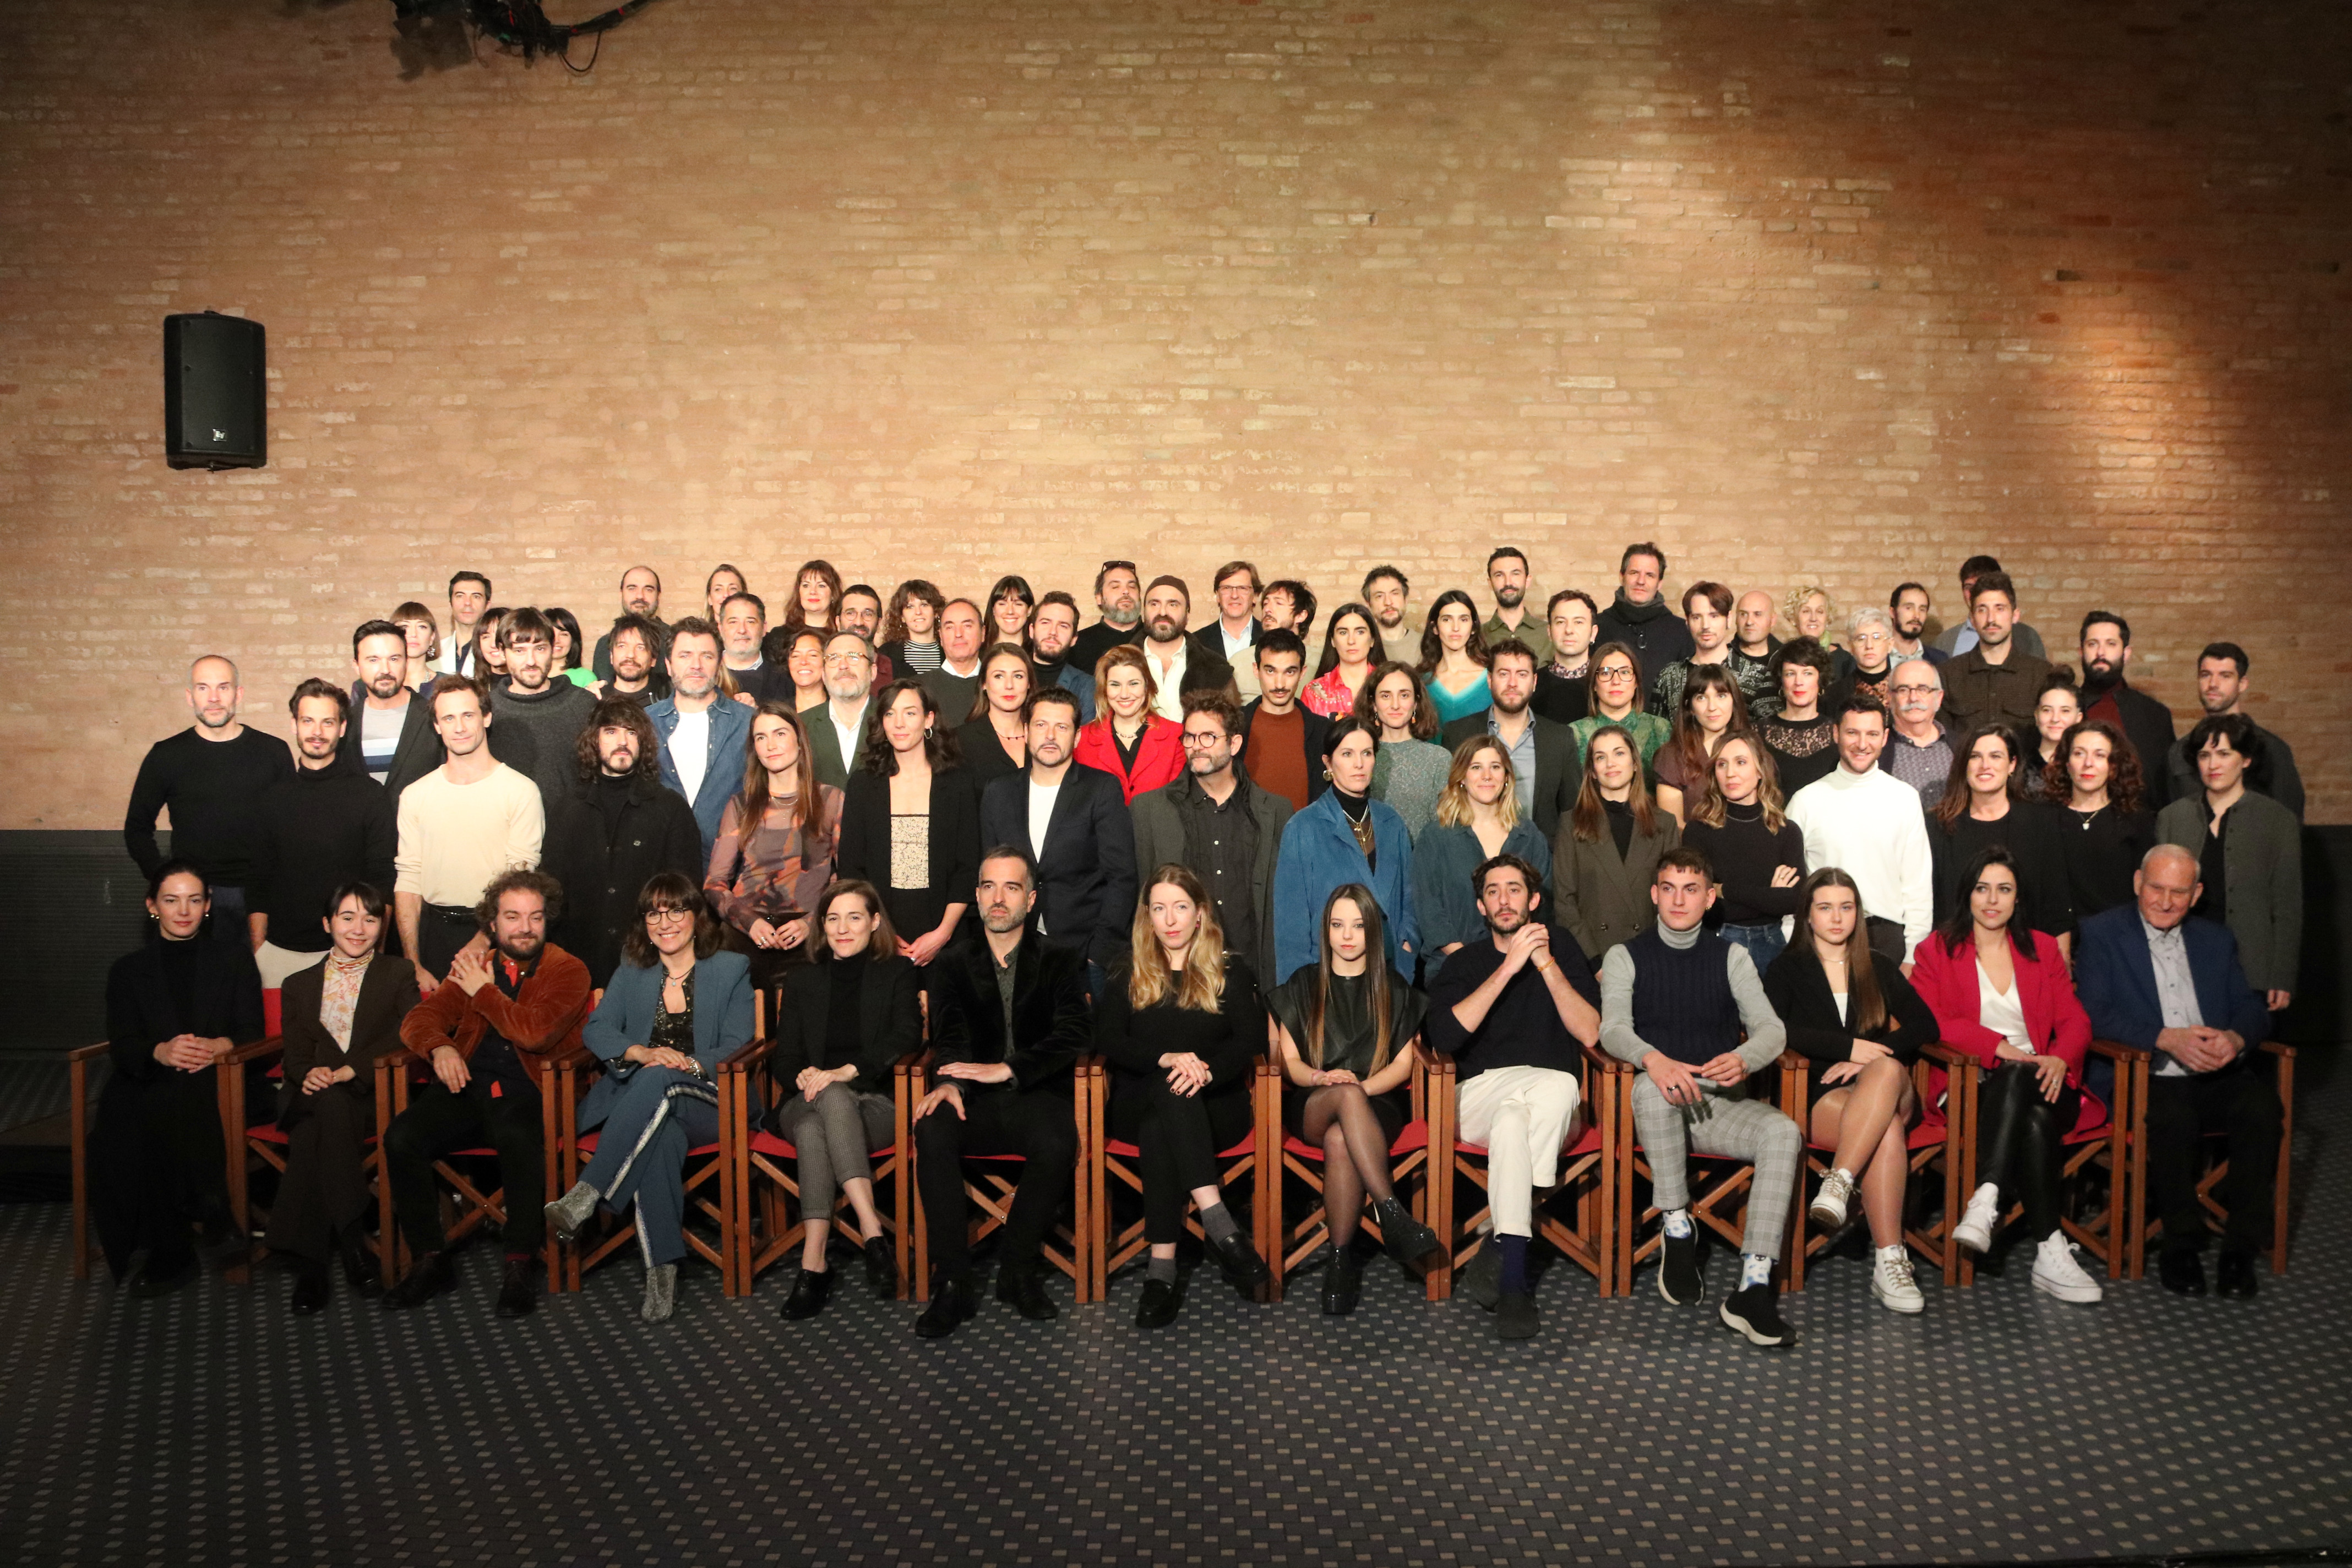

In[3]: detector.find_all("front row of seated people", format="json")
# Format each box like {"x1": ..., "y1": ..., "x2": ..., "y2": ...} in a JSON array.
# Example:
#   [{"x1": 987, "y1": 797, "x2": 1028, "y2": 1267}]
[{"x1": 98, "y1": 833, "x2": 2286, "y2": 1336}]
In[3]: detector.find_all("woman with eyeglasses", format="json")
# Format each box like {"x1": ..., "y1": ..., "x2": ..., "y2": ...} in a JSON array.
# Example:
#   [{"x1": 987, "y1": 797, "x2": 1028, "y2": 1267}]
[
  {"x1": 553, "y1": 876, "x2": 754, "y2": 1324},
  {"x1": 1844, "y1": 606, "x2": 1902, "y2": 709},
  {"x1": 1569, "y1": 641, "x2": 1670, "y2": 774}
]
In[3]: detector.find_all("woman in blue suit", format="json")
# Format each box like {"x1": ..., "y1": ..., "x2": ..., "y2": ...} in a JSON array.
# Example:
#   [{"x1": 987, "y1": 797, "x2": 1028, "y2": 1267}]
[
  {"x1": 546, "y1": 873, "x2": 754, "y2": 1324},
  {"x1": 1274, "y1": 716, "x2": 1419, "y2": 980}
]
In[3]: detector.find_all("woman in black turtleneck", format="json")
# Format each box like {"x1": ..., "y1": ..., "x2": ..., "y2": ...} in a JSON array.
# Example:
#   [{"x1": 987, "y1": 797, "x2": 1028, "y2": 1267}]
[
  {"x1": 94, "y1": 860, "x2": 266, "y2": 1295},
  {"x1": 1553, "y1": 723, "x2": 1680, "y2": 961},
  {"x1": 765, "y1": 879, "x2": 922, "y2": 1321},
  {"x1": 1271, "y1": 717, "x2": 1420, "y2": 981},
  {"x1": 1678, "y1": 734, "x2": 1805, "y2": 972}
]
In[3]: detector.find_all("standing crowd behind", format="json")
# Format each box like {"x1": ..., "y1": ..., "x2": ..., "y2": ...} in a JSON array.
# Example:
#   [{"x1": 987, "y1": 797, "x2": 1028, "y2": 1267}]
[{"x1": 102, "y1": 543, "x2": 2302, "y2": 1343}]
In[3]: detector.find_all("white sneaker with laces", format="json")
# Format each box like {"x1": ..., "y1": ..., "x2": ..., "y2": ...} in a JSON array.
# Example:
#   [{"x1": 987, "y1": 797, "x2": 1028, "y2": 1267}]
[
  {"x1": 1871, "y1": 1249, "x2": 1925, "y2": 1314},
  {"x1": 1952, "y1": 1182, "x2": 2001, "y2": 1255},
  {"x1": 1809, "y1": 1169, "x2": 1855, "y2": 1230},
  {"x1": 2032, "y1": 1232, "x2": 2104, "y2": 1304}
]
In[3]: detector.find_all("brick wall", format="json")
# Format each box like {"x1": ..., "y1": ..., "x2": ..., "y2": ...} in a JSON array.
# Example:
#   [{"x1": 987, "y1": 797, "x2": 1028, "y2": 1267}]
[{"x1": 4, "y1": 0, "x2": 2346, "y2": 827}]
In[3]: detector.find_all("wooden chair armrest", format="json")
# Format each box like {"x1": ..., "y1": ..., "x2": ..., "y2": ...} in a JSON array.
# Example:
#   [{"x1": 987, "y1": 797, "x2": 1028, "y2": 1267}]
[
  {"x1": 1413, "y1": 1041, "x2": 1453, "y2": 1076},
  {"x1": 222, "y1": 1036, "x2": 286, "y2": 1067},
  {"x1": 718, "y1": 1036, "x2": 775, "y2": 1074},
  {"x1": 1581, "y1": 1042, "x2": 1633, "y2": 1075},
  {"x1": 1920, "y1": 1041, "x2": 1977, "y2": 1071},
  {"x1": 2086, "y1": 1037, "x2": 2137, "y2": 1062},
  {"x1": 2259, "y1": 1039, "x2": 2294, "y2": 1059},
  {"x1": 69, "y1": 1041, "x2": 110, "y2": 1064}
]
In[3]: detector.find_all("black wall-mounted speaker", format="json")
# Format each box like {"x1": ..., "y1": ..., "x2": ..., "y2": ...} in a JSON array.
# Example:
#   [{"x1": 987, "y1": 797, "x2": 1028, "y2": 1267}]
[{"x1": 164, "y1": 312, "x2": 266, "y2": 470}]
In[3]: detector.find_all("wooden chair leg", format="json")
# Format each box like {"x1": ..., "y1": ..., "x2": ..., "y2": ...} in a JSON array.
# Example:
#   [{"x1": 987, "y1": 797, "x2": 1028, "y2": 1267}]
[
  {"x1": 70, "y1": 1046, "x2": 98, "y2": 1281},
  {"x1": 2272, "y1": 1044, "x2": 2295, "y2": 1274}
]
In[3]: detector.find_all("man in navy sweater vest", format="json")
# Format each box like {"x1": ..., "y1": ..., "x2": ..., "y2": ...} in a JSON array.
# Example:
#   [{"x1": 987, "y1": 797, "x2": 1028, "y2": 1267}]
[{"x1": 1601, "y1": 847, "x2": 1801, "y2": 1348}]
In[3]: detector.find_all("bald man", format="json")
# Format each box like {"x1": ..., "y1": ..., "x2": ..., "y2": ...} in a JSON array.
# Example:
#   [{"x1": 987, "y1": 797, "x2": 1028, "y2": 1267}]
[
  {"x1": 124, "y1": 655, "x2": 297, "y2": 944},
  {"x1": 1731, "y1": 590, "x2": 1783, "y2": 718},
  {"x1": 591, "y1": 564, "x2": 668, "y2": 682},
  {"x1": 2074, "y1": 844, "x2": 2278, "y2": 1298}
]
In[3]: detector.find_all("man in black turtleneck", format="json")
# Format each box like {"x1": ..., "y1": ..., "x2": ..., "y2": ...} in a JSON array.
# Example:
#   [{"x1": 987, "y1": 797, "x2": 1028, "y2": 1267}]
[
  {"x1": 1594, "y1": 541, "x2": 1696, "y2": 688},
  {"x1": 540, "y1": 700, "x2": 703, "y2": 984},
  {"x1": 247, "y1": 679, "x2": 396, "y2": 988}
]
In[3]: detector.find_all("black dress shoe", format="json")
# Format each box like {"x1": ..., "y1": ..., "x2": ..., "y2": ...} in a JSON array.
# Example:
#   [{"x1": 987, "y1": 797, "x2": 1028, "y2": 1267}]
[
  {"x1": 127, "y1": 1253, "x2": 199, "y2": 1298},
  {"x1": 494, "y1": 1255, "x2": 539, "y2": 1319},
  {"x1": 863, "y1": 1237, "x2": 900, "y2": 1300},
  {"x1": 1459, "y1": 1243, "x2": 1502, "y2": 1311},
  {"x1": 1321, "y1": 1247, "x2": 1363, "y2": 1316},
  {"x1": 2215, "y1": 1248, "x2": 2260, "y2": 1299},
  {"x1": 382, "y1": 1249, "x2": 457, "y2": 1311},
  {"x1": 1207, "y1": 1228, "x2": 1271, "y2": 1292},
  {"x1": 338, "y1": 1232, "x2": 383, "y2": 1299},
  {"x1": 1496, "y1": 1289, "x2": 1540, "y2": 1341},
  {"x1": 1135, "y1": 1275, "x2": 1184, "y2": 1330},
  {"x1": 1373, "y1": 1198, "x2": 1444, "y2": 1272},
  {"x1": 781, "y1": 1266, "x2": 834, "y2": 1321},
  {"x1": 995, "y1": 1268, "x2": 1059, "y2": 1321},
  {"x1": 914, "y1": 1272, "x2": 977, "y2": 1337},
  {"x1": 1659, "y1": 1232, "x2": 1705, "y2": 1305},
  {"x1": 290, "y1": 1260, "x2": 331, "y2": 1317},
  {"x1": 2159, "y1": 1246, "x2": 2208, "y2": 1297}
]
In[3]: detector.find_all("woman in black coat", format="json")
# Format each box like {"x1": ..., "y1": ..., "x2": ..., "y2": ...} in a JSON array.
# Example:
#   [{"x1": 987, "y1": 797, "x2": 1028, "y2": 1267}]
[
  {"x1": 1097, "y1": 864, "x2": 1271, "y2": 1330},
  {"x1": 272, "y1": 881, "x2": 419, "y2": 1316},
  {"x1": 836, "y1": 679, "x2": 980, "y2": 973},
  {"x1": 766, "y1": 879, "x2": 924, "y2": 1321},
  {"x1": 94, "y1": 860, "x2": 266, "y2": 1294},
  {"x1": 1763, "y1": 868, "x2": 1941, "y2": 1315}
]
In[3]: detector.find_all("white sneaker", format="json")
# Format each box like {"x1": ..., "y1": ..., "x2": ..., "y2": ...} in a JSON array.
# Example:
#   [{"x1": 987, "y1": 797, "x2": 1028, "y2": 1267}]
[
  {"x1": 1952, "y1": 1182, "x2": 2001, "y2": 1255},
  {"x1": 2032, "y1": 1233, "x2": 2104, "y2": 1304},
  {"x1": 1871, "y1": 1249, "x2": 1925, "y2": 1314},
  {"x1": 1808, "y1": 1169, "x2": 1854, "y2": 1230}
]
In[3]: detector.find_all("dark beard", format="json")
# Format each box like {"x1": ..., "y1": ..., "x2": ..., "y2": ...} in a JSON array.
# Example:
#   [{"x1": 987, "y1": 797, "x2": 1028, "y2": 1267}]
[{"x1": 495, "y1": 934, "x2": 543, "y2": 966}]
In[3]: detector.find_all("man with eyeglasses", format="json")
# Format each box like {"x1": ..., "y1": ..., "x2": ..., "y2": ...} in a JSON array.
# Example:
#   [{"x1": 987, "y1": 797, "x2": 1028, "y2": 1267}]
[
  {"x1": 804, "y1": 630, "x2": 878, "y2": 791},
  {"x1": 1882, "y1": 657, "x2": 1955, "y2": 807},
  {"x1": 1133, "y1": 690, "x2": 1292, "y2": 982},
  {"x1": 1068, "y1": 559, "x2": 1146, "y2": 677}
]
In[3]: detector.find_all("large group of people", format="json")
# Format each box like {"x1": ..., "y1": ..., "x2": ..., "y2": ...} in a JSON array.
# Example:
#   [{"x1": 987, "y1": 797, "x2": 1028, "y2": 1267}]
[{"x1": 100, "y1": 545, "x2": 2302, "y2": 1344}]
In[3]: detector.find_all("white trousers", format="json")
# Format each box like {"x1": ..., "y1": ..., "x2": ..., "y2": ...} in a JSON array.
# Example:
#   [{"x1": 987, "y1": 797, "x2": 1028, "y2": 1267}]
[{"x1": 1455, "y1": 1065, "x2": 1583, "y2": 1238}]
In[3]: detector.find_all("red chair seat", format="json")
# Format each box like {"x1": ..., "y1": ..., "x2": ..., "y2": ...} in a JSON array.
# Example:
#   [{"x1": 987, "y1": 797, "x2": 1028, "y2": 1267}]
[
  {"x1": 1457, "y1": 1121, "x2": 1602, "y2": 1161},
  {"x1": 748, "y1": 1129, "x2": 895, "y2": 1160},
  {"x1": 574, "y1": 1129, "x2": 721, "y2": 1158},
  {"x1": 1103, "y1": 1135, "x2": 1256, "y2": 1162},
  {"x1": 246, "y1": 1124, "x2": 289, "y2": 1146},
  {"x1": 2064, "y1": 1092, "x2": 2110, "y2": 1142},
  {"x1": 1283, "y1": 1122, "x2": 1429, "y2": 1162}
]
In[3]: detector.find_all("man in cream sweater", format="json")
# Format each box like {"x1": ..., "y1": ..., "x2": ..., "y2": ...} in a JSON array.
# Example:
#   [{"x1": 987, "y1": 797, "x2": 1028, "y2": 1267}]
[{"x1": 395, "y1": 675, "x2": 545, "y2": 990}]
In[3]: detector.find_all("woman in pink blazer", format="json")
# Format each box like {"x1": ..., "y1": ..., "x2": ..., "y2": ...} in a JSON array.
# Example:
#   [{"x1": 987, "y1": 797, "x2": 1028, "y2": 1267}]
[
  {"x1": 1071, "y1": 644, "x2": 1185, "y2": 804},
  {"x1": 1907, "y1": 845, "x2": 2104, "y2": 1303}
]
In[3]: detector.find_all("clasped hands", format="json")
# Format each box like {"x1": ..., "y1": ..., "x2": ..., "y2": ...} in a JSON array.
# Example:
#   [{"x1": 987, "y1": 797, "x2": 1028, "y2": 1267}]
[{"x1": 1643, "y1": 1049, "x2": 1747, "y2": 1107}]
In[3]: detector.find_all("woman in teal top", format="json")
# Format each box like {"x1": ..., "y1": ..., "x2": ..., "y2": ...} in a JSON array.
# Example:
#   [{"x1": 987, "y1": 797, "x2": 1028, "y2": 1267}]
[
  {"x1": 1569, "y1": 640, "x2": 1672, "y2": 774},
  {"x1": 1357, "y1": 663, "x2": 1452, "y2": 840},
  {"x1": 1417, "y1": 589, "x2": 1493, "y2": 726}
]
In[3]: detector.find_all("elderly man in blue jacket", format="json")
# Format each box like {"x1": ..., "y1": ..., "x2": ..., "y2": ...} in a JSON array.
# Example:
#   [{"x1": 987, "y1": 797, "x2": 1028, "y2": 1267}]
[{"x1": 2075, "y1": 843, "x2": 2278, "y2": 1300}]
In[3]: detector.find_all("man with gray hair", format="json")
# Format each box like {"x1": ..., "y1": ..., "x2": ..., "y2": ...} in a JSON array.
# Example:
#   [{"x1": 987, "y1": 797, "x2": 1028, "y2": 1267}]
[
  {"x1": 1881, "y1": 657, "x2": 1953, "y2": 807},
  {"x1": 124, "y1": 654, "x2": 296, "y2": 945}
]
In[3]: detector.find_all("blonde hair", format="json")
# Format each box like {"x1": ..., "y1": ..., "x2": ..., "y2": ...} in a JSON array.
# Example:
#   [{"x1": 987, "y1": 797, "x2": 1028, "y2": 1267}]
[
  {"x1": 1433, "y1": 736, "x2": 1523, "y2": 831},
  {"x1": 1126, "y1": 864, "x2": 1228, "y2": 1014},
  {"x1": 1783, "y1": 583, "x2": 1836, "y2": 632},
  {"x1": 1686, "y1": 734, "x2": 1788, "y2": 832},
  {"x1": 1093, "y1": 643, "x2": 1159, "y2": 717}
]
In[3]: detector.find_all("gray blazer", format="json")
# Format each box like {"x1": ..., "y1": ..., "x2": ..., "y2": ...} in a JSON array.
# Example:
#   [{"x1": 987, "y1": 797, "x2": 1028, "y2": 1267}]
[
  {"x1": 1551, "y1": 809, "x2": 1683, "y2": 962},
  {"x1": 1131, "y1": 773, "x2": 1292, "y2": 984},
  {"x1": 2155, "y1": 792, "x2": 2304, "y2": 994}
]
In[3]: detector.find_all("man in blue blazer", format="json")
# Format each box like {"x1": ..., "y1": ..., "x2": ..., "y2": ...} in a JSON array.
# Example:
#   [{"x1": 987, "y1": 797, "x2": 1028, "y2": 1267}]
[
  {"x1": 2075, "y1": 843, "x2": 2278, "y2": 1299},
  {"x1": 644, "y1": 618, "x2": 752, "y2": 858}
]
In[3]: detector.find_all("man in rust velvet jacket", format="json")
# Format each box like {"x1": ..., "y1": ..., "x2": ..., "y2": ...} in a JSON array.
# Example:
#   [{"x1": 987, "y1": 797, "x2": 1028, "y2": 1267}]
[{"x1": 383, "y1": 869, "x2": 591, "y2": 1318}]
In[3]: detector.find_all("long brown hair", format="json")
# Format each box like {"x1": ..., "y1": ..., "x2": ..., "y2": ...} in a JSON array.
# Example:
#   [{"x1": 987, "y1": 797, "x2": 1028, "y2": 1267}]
[
  {"x1": 1685, "y1": 734, "x2": 1787, "y2": 832},
  {"x1": 881, "y1": 579, "x2": 946, "y2": 646},
  {"x1": 1785, "y1": 868, "x2": 1886, "y2": 1037},
  {"x1": 1127, "y1": 864, "x2": 1228, "y2": 1014},
  {"x1": 970, "y1": 643, "x2": 1032, "y2": 723},
  {"x1": 858, "y1": 679, "x2": 962, "y2": 777},
  {"x1": 1297, "y1": 884, "x2": 1397, "y2": 1073},
  {"x1": 1933, "y1": 722, "x2": 2026, "y2": 831},
  {"x1": 1352, "y1": 661, "x2": 1440, "y2": 741},
  {"x1": 786, "y1": 559, "x2": 842, "y2": 631},
  {"x1": 1666, "y1": 663, "x2": 1755, "y2": 794},
  {"x1": 1569, "y1": 723, "x2": 1660, "y2": 843},
  {"x1": 739, "y1": 701, "x2": 826, "y2": 838},
  {"x1": 1434, "y1": 735, "x2": 1522, "y2": 831},
  {"x1": 2041, "y1": 717, "x2": 2146, "y2": 812}
]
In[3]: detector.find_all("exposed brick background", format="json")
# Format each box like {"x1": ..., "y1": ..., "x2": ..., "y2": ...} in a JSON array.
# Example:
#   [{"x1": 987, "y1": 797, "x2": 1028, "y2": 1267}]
[{"x1": 3, "y1": 0, "x2": 2346, "y2": 827}]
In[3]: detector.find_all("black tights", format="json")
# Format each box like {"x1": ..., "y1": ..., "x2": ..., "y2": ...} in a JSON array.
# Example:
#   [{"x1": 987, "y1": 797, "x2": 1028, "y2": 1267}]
[
  {"x1": 1298, "y1": 1085, "x2": 1395, "y2": 1247},
  {"x1": 1975, "y1": 1064, "x2": 2078, "y2": 1241}
]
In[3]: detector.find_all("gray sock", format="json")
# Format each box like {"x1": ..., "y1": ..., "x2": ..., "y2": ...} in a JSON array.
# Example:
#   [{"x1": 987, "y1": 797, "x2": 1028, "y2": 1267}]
[
  {"x1": 1147, "y1": 1255, "x2": 1179, "y2": 1286},
  {"x1": 1199, "y1": 1201, "x2": 1240, "y2": 1244}
]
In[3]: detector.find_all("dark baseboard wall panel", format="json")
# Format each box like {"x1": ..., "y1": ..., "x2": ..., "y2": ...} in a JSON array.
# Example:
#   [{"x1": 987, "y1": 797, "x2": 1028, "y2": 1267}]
[{"x1": 0, "y1": 827, "x2": 2341, "y2": 1056}]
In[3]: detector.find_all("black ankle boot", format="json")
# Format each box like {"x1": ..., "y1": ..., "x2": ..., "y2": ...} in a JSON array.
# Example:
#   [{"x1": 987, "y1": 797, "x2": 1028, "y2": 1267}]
[
  {"x1": 290, "y1": 1259, "x2": 331, "y2": 1317},
  {"x1": 337, "y1": 1227, "x2": 382, "y2": 1299},
  {"x1": 1321, "y1": 1246, "x2": 1363, "y2": 1315}
]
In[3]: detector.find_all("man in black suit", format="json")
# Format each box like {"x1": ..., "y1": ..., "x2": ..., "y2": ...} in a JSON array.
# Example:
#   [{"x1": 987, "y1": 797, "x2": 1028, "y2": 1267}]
[
  {"x1": 340, "y1": 620, "x2": 443, "y2": 807},
  {"x1": 1440, "y1": 639, "x2": 1582, "y2": 840},
  {"x1": 2077, "y1": 610, "x2": 2179, "y2": 808},
  {"x1": 804, "y1": 630, "x2": 876, "y2": 790},
  {"x1": 912, "y1": 847, "x2": 1092, "y2": 1334},
  {"x1": 1138, "y1": 574, "x2": 1236, "y2": 722},
  {"x1": 978, "y1": 688, "x2": 1137, "y2": 991}
]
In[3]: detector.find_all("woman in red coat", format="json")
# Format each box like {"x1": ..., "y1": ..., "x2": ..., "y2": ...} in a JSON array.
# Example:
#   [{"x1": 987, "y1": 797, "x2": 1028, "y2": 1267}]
[
  {"x1": 1072, "y1": 644, "x2": 1184, "y2": 803},
  {"x1": 1907, "y1": 845, "x2": 2104, "y2": 1304}
]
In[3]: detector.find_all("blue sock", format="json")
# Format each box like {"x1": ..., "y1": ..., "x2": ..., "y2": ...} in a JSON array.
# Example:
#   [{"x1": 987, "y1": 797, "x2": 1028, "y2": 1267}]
[{"x1": 1498, "y1": 1234, "x2": 1529, "y2": 1294}]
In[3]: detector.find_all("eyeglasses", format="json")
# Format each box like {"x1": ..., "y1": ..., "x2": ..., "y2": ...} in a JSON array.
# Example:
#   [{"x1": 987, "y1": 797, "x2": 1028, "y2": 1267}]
[
  {"x1": 647, "y1": 908, "x2": 694, "y2": 926},
  {"x1": 1179, "y1": 730, "x2": 1227, "y2": 748},
  {"x1": 1890, "y1": 684, "x2": 1939, "y2": 698},
  {"x1": 1101, "y1": 560, "x2": 1137, "y2": 574},
  {"x1": 1595, "y1": 666, "x2": 1637, "y2": 682},
  {"x1": 825, "y1": 652, "x2": 871, "y2": 666}
]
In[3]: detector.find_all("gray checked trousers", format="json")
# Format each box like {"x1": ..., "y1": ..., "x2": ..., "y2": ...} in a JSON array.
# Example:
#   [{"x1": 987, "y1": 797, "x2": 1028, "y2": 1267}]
[{"x1": 1630, "y1": 1074, "x2": 1801, "y2": 1259}]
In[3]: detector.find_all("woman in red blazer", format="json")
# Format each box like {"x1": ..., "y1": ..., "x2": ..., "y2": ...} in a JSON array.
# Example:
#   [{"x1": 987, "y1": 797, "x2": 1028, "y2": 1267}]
[
  {"x1": 1907, "y1": 845, "x2": 2104, "y2": 1304},
  {"x1": 1072, "y1": 644, "x2": 1184, "y2": 804}
]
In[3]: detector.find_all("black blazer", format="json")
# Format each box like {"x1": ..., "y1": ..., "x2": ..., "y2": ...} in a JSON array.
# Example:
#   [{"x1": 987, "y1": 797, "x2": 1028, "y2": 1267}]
[
  {"x1": 955, "y1": 717, "x2": 1024, "y2": 804},
  {"x1": 837, "y1": 765, "x2": 982, "y2": 940},
  {"x1": 337, "y1": 685, "x2": 444, "y2": 809},
  {"x1": 1439, "y1": 711, "x2": 1583, "y2": 840},
  {"x1": 767, "y1": 953, "x2": 923, "y2": 1099},
  {"x1": 1762, "y1": 945, "x2": 1940, "y2": 1089},
  {"x1": 978, "y1": 761, "x2": 1137, "y2": 967},
  {"x1": 104, "y1": 935, "x2": 266, "y2": 1082},
  {"x1": 541, "y1": 772, "x2": 707, "y2": 986},
  {"x1": 1237, "y1": 699, "x2": 1333, "y2": 803},
  {"x1": 928, "y1": 931, "x2": 1093, "y2": 1091},
  {"x1": 276, "y1": 956, "x2": 420, "y2": 1129},
  {"x1": 2103, "y1": 679, "x2": 2181, "y2": 810}
]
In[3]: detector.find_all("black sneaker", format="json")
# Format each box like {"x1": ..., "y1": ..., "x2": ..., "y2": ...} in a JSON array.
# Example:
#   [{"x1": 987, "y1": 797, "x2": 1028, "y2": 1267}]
[
  {"x1": 1658, "y1": 1231, "x2": 1703, "y2": 1305},
  {"x1": 1496, "y1": 1289, "x2": 1540, "y2": 1341},
  {"x1": 1720, "y1": 1281, "x2": 1796, "y2": 1348}
]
